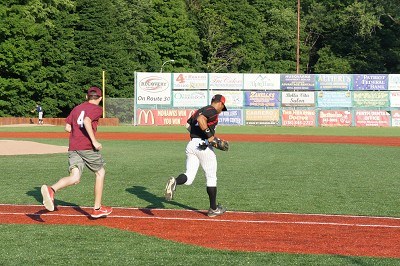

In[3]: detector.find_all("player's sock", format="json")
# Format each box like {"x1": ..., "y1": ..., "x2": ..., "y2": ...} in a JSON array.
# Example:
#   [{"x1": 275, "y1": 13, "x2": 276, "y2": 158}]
[
  {"x1": 207, "y1": 186, "x2": 217, "y2": 210},
  {"x1": 176, "y1": 174, "x2": 187, "y2": 185}
]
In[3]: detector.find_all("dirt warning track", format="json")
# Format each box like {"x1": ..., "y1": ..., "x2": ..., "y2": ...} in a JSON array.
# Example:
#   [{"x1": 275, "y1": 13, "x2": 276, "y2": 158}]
[{"x1": 1, "y1": 204, "x2": 400, "y2": 258}]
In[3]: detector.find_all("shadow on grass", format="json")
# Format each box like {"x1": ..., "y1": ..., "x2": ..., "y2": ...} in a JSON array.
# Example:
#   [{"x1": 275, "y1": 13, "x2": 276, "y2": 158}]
[
  {"x1": 26, "y1": 186, "x2": 93, "y2": 221},
  {"x1": 125, "y1": 185, "x2": 206, "y2": 216}
]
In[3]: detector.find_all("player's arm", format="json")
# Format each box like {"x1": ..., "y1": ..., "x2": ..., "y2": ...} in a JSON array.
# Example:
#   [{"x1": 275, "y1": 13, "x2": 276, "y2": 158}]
[
  {"x1": 64, "y1": 123, "x2": 71, "y2": 133},
  {"x1": 83, "y1": 117, "x2": 102, "y2": 150},
  {"x1": 197, "y1": 114, "x2": 214, "y2": 142}
]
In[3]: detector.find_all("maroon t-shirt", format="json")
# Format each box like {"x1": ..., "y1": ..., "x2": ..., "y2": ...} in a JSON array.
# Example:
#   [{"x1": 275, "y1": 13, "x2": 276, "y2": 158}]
[{"x1": 66, "y1": 102, "x2": 102, "y2": 151}]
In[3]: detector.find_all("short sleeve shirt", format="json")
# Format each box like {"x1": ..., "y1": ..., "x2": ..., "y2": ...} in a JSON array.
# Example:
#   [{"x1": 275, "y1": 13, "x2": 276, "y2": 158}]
[
  {"x1": 188, "y1": 105, "x2": 219, "y2": 139},
  {"x1": 66, "y1": 102, "x2": 102, "y2": 151}
]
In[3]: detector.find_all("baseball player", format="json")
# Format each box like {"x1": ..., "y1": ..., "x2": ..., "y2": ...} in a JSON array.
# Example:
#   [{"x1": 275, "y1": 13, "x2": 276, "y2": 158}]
[
  {"x1": 41, "y1": 87, "x2": 112, "y2": 219},
  {"x1": 164, "y1": 94, "x2": 229, "y2": 217},
  {"x1": 34, "y1": 104, "x2": 44, "y2": 125}
]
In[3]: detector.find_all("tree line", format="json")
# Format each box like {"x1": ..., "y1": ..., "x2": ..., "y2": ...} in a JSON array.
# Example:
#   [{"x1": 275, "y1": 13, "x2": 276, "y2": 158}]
[{"x1": 0, "y1": 0, "x2": 399, "y2": 117}]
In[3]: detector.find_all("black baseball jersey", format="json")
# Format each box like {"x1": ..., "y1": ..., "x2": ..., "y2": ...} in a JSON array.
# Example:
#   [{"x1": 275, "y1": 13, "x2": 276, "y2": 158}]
[{"x1": 187, "y1": 105, "x2": 219, "y2": 139}]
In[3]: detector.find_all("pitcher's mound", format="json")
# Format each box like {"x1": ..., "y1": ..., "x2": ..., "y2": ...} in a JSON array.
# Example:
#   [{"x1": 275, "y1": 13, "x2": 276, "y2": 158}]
[{"x1": 0, "y1": 140, "x2": 67, "y2": 155}]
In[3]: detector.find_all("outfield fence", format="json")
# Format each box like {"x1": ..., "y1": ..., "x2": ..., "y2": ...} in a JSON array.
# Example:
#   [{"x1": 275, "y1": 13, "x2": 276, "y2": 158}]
[{"x1": 128, "y1": 72, "x2": 400, "y2": 127}]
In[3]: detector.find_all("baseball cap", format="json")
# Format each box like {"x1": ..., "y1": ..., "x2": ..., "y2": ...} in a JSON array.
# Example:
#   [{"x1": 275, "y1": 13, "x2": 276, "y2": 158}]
[
  {"x1": 87, "y1": 87, "x2": 102, "y2": 97},
  {"x1": 211, "y1": 94, "x2": 227, "y2": 111}
]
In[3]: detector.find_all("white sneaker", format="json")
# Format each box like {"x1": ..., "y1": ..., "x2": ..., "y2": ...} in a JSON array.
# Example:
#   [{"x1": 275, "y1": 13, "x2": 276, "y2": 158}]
[{"x1": 164, "y1": 177, "x2": 176, "y2": 201}]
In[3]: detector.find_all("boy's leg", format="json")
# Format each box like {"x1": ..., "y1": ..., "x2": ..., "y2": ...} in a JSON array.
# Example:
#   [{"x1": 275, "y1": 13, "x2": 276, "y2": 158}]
[
  {"x1": 41, "y1": 168, "x2": 80, "y2": 211},
  {"x1": 91, "y1": 167, "x2": 112, "y2": 218},
  {"x1": 52, "y1": 168, "x2": 81, "y2": 191},
  {"x1": 93, "y1": 167, "x2": 105, "y2": 209}
]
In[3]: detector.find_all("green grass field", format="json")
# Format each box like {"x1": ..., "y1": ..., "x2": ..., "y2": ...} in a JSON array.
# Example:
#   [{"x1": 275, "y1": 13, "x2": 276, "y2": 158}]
[{"x1": 1, "y1": 126, "x2": 400, "y2": 265}]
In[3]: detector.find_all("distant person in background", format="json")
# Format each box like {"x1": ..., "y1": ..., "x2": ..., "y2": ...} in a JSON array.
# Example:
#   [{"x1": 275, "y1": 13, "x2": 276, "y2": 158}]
[
  {"x1": 34, "y1": 104, "x2": 44, "y2": 125},
  {"x1": 41, "y1": 87, "x2": 112, "y2": 219}
]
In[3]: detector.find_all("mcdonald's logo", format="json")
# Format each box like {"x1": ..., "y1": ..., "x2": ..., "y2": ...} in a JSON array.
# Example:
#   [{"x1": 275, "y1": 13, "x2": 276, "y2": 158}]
[{"x1": 138, "y1": 109, "x2": 155, "y2": 125}]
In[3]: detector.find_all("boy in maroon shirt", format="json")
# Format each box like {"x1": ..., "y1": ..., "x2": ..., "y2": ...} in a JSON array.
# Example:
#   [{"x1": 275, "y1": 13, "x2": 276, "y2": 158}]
[{"x1": 41, "y1": 87, "x2": 112, "y2": 218}]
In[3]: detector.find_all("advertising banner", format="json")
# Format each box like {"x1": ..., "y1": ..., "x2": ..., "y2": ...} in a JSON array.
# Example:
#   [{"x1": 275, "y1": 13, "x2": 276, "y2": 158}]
[
  {"x1": 243, "y1": 74, "x2": 280, "y2": 90},
  {"x1": 173, "y1": 91, "x2": 208, "y2": 107},
  {"x1": 388, "y1": 74, "x2": 400, "y2": 91},
  {"x1": 391, "y1": 110, "x2": 400, "y2": 126},
  {"x1": 173, "y1": 73, "x2": 208, "y2": 90},
  {"x1": 281, "y1": 109, "x2": 316, "y2": 127},
  {"x1": 282, "y1": 91, "x2": 315, "y2": 107},
  {"x1": 318, "y1": 110, "x2": 352, "y2": 127},
  {"x1": 390, "y1": 91, "x2": 400, "y2": 107},
  {"x1": 317, "y1": 91, "x2": 352, "y2": 107},
  {"x1": 209, "y1": 73, "x2": 243, "y2": 90},
  {"x1": 213, "y1": 90, "x2": 244, "y2": 108},
  {"x1": 315, "y1": 74, "x2": 352, "y2": 90},
  {"x1": 244, "y1": 91, "x2": 280, "y2": 107},
  {"x1": 218, "y1": 109, "x2": 243, "y2": 125},
  {"x1": 353, "y1": 74, "x2": 388, "y2": 90},
  {"x1": 280, "y1": 74, "x2": 315, "y2": 90},
  {"x1": 136, "y1": 109, "x2": 195, "y2": 126},
  {"x1": 355, "y1": 110, "x2": 390, "y2": 127},
  {"x1": 353, "y1": 91, "x2": 389, "y2": 107},
  {"x1": 245, "y1": 109, "x2": 280, "y2": 125},
  {"x1": 136, "y1": 72, "x2": 172, "y2": 105}
]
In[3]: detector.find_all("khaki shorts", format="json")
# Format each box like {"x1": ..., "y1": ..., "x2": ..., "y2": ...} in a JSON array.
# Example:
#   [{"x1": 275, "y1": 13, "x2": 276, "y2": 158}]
[{"x1": 68, "y1": 150, "x2": 105, "y2": 174}]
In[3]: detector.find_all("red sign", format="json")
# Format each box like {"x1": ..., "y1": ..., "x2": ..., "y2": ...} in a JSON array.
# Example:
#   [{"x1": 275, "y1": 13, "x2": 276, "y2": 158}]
[
  {"x1": 355, "y1": 110, "x2": 390, "y2": 127},
  {"x1": 136, "y1": 109, "x2": 196, "y2": 126},
  {"x1": 319, "y1": 110, "x2": 352, "y2": 127},
  {"x1": 282, "y1": 110, "x2": 315, "y2": 127}
]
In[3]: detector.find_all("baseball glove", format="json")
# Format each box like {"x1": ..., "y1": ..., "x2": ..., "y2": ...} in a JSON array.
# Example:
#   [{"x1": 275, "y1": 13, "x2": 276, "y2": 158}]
[{"x1": 210, "y1": 137, "x2": 229, "y2": 151}]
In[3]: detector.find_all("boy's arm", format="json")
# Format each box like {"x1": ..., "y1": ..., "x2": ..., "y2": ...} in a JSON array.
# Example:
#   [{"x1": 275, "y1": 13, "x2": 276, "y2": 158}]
[
  {"x1": 65, "y1": 123, "x2": 71, "y2": 132},
  {"x1": 83, "y1": 117, "x2": 102, "y2": 150}
]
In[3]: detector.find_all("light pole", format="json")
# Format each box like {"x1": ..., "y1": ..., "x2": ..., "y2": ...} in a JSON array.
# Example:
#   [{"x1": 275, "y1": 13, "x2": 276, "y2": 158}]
[
  {"x1": 160, "y1": 59, "x2": 175, "y2": 73},
  {"x1": 296, "y1": 0, "x2": 300, "y2": 74}
]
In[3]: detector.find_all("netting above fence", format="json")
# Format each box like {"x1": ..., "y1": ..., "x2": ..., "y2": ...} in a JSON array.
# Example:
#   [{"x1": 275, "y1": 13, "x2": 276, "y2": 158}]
[{"x1": 105, "y1": 98, "x2": 134, "y2": 124}]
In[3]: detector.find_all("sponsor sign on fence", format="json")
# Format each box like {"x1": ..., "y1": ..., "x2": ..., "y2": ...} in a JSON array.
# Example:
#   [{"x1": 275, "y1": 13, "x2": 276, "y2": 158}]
[
  {"x1": 245, "y1": 109, "x2": 279, "y2": 126},
  {"x1": 317, "y1": 91, "x2": 352, "y2": 107},
  {"x1": 218, "y1": 110, "x2": 243, "y2": 125},
  {"x1": 318, "y1": 110, "x2": 352, "y2": 127},
  {"x1": 281, "y1": 109, "x2": 316, "y2": 127},
  {"x1": 136, "y1": 109, "x2": 195, "y2": 126},
  {"x1": 355, "y1": 110, "x2": 390, "y2": 127},
  {"x1": 133, "y1": 72, "x2": 400, "y2": 127},
  {"x1": 244, "y1": 91, "x2": 280, "y2": 107}
]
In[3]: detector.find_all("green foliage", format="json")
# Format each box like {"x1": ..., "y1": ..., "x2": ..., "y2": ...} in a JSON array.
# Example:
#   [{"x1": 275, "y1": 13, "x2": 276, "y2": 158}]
[
  {"x1": 196, "y1": 0, "x2": 266, "y2": 72},
  {"x1": 148, "y1": 0, "x2": 202, "y2": 72},
  {"x1": 0, "y1": 0, "x2": 399, "y2": 117}
]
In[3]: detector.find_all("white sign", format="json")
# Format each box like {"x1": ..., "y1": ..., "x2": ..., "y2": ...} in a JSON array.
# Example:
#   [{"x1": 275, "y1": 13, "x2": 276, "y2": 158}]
[
  {"x1": 282, "y1": 91, "x2": 315, "y2": 107},
  {"x1": 173, "y1": 91, "x2": 208, "y2": 107},
  {"x1": 136, "y1": 72, "x2": 171, "y2": 105},
  {"x1": 209, "y1": 73, "x2": 243, "y2": 90},
  {"x1": 173, "y1": 73, "x2": 208, "y2": 90},
  {"x1": 211, "y1": 90, "x2": 244, "y2": 108},
  {"x1": 243, "y1": 74, "x2": 280, "y2": 90},
  {"x1": 388, "y1": 74, "x2": 400, "y2": 91},
  {"x1": 390, "y1": 91, "x2": 400, "y2": 107}
]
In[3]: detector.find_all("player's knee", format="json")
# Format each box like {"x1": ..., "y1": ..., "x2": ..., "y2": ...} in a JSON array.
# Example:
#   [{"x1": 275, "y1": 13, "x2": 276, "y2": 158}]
[
  {"x1": 206, "y1": 176, "x2": 217, "y2": 187},
  {"x1": 70, "y1": 168, "x2": 81, "y2": 185}
]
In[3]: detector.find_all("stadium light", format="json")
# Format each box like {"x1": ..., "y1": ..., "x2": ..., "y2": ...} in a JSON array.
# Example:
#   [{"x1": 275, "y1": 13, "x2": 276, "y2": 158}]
[{"x1": 160, "y1": 59, "x2": 175, "y2": 73}]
